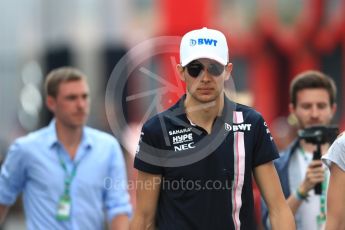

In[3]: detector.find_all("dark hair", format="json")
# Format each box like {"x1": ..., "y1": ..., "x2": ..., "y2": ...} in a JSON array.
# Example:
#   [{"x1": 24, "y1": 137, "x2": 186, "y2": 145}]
[
  {"x1": 290, "y1": 70, "x2": 337, "y2": 106},
  {"x1": 45, "y1": 67, "x2": 86, "y2": 98}
]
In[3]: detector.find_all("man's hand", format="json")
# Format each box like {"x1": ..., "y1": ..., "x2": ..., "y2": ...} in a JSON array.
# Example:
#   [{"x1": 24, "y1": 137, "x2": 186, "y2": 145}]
[
  {"x1": 254, "y1": 162, "x2": 295, "y2": 230},
  {"x1": 130, "y1": 171, "x2": 162, "y2": 230},
  {"x1": 299, "y1": 160, "x2": 325, "y2": 194},
  {"x1": 287, "y1": 159, "x2": 325, "y2": 214},
  {"x1": 111, "y1": 214, "x2": 129, "y2": 230}
]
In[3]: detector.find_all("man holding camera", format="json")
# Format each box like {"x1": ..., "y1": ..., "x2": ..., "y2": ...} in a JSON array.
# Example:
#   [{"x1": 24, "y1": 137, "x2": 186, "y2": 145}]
[{"x1": 262, "y1": 70, "x2": 337, "y2": 229}]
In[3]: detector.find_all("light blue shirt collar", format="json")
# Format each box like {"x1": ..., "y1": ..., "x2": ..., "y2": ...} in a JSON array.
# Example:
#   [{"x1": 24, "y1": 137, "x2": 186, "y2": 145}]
[{"x1": 46, "y1": 119, "x2": 93, "y2": 150}]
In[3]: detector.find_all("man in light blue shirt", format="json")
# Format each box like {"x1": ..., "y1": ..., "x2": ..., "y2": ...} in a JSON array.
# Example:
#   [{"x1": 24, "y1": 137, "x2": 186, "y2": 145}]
[{"x1": 0, "y1": 67, "x2": 131, "y2": 229}]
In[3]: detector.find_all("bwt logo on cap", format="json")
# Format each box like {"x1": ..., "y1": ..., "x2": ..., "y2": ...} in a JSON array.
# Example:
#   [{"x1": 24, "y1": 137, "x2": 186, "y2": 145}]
[
  {"x1": 189, "y1": 38, "x2": 218, "y2": 47},
  {"x1": 180, "y1": 27, "x2": 228, "y2": 66}
]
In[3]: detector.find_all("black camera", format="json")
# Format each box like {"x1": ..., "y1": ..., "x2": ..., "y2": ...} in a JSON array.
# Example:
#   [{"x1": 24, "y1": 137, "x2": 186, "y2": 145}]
[
  {"x1": 298, "y1": 125, "x2": 339, "y2": 145},
  {"x1": 297, "y1": 125, "x2": 339, "y2": 194}
]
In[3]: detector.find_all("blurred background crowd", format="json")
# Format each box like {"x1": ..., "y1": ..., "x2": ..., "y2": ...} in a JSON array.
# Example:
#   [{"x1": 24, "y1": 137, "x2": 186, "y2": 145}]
[{"x1": 0, "y1": 0, "x2": 345, "y2": 229}]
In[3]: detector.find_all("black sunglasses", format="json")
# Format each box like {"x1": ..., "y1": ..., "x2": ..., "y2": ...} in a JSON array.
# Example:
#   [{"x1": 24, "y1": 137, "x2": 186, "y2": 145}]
[{"x1": 185, "y1": 61, "x2": 225, "y2": 78}]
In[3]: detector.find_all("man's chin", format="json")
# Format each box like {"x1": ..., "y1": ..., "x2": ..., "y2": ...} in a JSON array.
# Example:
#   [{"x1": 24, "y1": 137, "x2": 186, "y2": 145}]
[
  {"x1": 69, "y1": 120, "x2": 87, "y2": 129},
  {"x1": 195, "y1": 94, "x2": 218, "y2": 103}
]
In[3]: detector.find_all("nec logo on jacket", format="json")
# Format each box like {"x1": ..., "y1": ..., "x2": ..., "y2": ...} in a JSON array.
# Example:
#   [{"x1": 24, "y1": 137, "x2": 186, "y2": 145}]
[{"x1": 190, "y1": 38, "x2": 218, "y2": 46}]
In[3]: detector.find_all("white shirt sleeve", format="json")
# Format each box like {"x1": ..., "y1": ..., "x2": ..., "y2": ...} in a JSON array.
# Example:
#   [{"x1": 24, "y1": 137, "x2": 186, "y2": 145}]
[{"x1": 322, "y1": 134, "x2": 345, "y2": 172}]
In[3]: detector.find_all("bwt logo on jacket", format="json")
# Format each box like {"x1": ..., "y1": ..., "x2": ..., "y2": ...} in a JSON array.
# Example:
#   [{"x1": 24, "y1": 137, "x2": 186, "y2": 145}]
[
  {"x1": 225, "y1": 123, "x2": 252, "y2": 132},
  {"x1": 190, "y1": 38, "x2": 218, "y2": 46}
]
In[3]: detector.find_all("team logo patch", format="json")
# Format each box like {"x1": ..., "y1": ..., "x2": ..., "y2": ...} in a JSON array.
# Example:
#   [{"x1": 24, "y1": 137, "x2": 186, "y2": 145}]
[
  {"x1": 190, "y1": 38, "x2": 218, "y2": 47},
  {"x1": 169, "y1": 128, "x2": 195, "y2": 151},
  {"x1": 224, "y1": 123, "x2": 252, "y2": 132}
]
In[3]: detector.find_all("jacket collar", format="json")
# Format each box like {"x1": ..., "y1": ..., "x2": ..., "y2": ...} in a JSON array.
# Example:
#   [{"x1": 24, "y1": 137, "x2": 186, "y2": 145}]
[{"x1": 164, "y1": 94, "x2": 236, "y2": 129}]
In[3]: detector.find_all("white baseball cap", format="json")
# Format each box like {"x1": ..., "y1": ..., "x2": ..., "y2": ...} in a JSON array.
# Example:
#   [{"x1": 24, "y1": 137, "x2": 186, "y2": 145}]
[{"x1": 180, "y1": 27, "x2": 229, "y2": 67}]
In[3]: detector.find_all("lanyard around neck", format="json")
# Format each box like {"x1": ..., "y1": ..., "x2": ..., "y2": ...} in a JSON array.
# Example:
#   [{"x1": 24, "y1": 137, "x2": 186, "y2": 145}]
[
  {"x1": 298, "y1": 147, "x2": 310, "y2": 162},
  {"x1": 300, "y1": 147, "x2": 328, "y2": 224},
  {"x1": 318, "y1": 172, "x2": 328, "y2": 224},
  {"x1": 57, "y1": 148, "x2": 78, "y2": 196}
]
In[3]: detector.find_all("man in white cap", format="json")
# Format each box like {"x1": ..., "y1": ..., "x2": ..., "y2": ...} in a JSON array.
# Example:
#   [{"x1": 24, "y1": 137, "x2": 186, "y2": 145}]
[{"x1": 130, "y1": 28, "x2": 294, "y2": 230}]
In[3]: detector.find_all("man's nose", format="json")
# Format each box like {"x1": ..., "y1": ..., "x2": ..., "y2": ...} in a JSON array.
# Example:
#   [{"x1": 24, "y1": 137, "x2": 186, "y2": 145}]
[
  {"x1": 200, "y1": 70, "x2": 212, "y2": 82},
  {"x1": 76, "y1": 97, "x2": 87, "y2": 108},
  {"x1": 310, "y1": 106, "x2": 320, "y2": 118}
]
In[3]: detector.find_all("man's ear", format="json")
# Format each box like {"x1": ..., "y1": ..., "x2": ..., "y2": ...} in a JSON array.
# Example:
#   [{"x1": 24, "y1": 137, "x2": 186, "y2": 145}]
[
  {"x1": 46, "y1": 96, "x2": 56, "y2": 113},
  {"x1": 224, "y1": 63, "x2": 233, "y2": 81},
  {"x1": 331, "y1": 103, "x2": 337, "y2": 115},
  {"x1": 176, "y1": 64, "x2": 186, "y2": 82}
]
